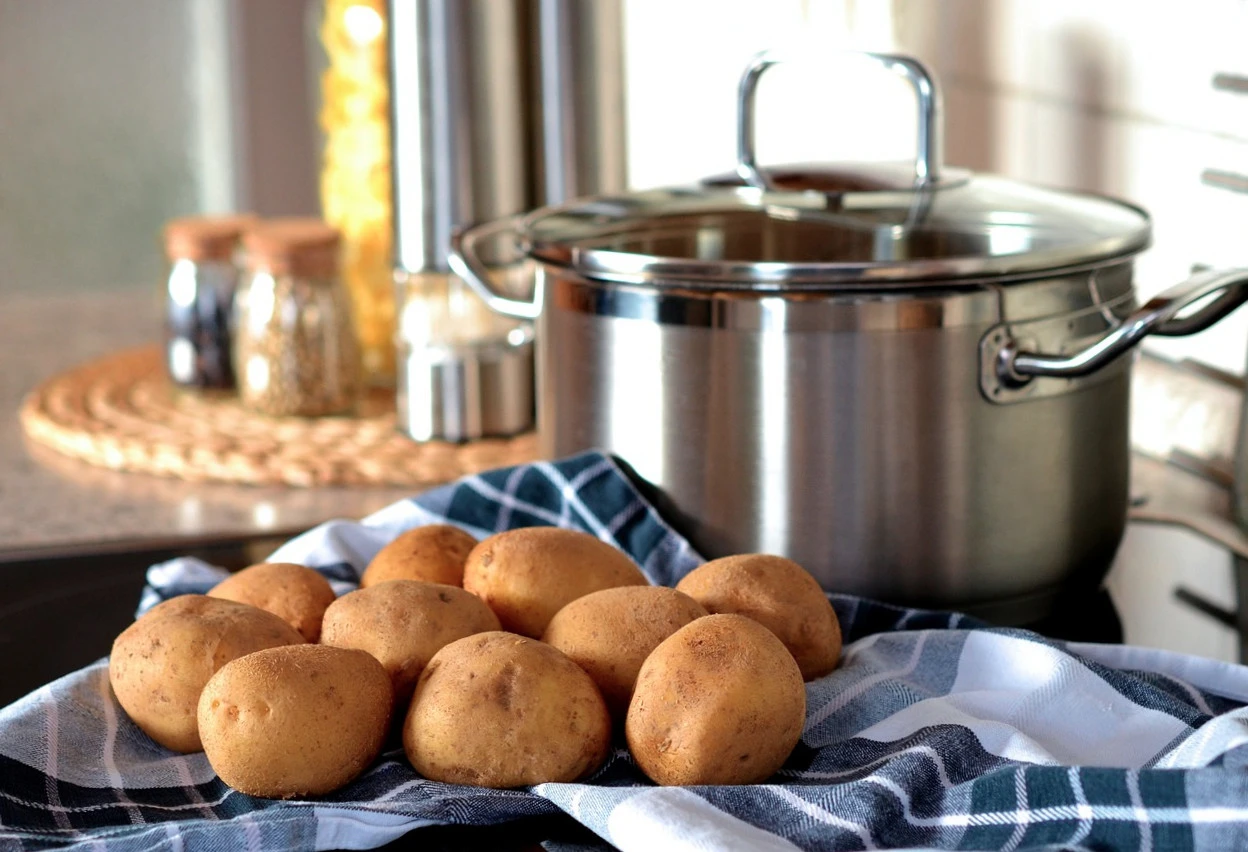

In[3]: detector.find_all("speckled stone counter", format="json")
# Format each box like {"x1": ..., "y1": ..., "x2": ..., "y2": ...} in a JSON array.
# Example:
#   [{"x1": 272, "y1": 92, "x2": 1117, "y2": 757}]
[{"x1": 0, "y1": 288, "x2": 417, "y2": 561}]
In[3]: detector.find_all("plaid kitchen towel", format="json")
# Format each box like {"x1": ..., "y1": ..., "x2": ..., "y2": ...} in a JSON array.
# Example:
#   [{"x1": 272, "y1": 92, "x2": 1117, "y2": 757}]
[{"x1": 4, "y1": 452, "x2": 1248, "y2": 852}]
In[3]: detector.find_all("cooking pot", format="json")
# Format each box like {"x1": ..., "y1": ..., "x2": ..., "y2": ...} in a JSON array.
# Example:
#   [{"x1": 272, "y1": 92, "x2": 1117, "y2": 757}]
[{"x1": 449, "y1": 51, "x2": 1248, "y2": 622}]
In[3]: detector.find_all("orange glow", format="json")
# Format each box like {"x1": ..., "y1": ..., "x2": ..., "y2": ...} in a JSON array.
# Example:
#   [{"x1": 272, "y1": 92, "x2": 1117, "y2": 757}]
[{"x1": 320, "y1": 0, "x2": 395, "y2": 385}]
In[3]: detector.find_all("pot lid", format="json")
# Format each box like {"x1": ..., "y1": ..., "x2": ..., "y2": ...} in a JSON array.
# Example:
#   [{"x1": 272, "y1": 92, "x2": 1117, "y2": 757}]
[
  {"x1": 519, "y1": 174, "x2": 1152, "y2": 289},
  {"x1": 518, "y1": 50, "x2": 1152, "y2": 290}
]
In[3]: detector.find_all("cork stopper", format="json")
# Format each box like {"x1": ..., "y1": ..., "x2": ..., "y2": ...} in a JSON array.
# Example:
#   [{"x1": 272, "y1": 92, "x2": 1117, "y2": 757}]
[
  {"x1": 244, "y1": 218, "x2": 342, "y2": 278},
  {"x1": 163, "y1": 214, "x2": 257, "y2": 262}
]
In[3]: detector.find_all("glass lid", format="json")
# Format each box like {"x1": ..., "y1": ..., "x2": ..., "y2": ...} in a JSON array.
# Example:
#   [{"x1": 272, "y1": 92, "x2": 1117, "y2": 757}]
[
  {"x1": 518, "y1": 50, "x2": 1152, "y2": 290},
  {"x1": 520, "y1": 175, "x2": 1152, "y2": 289}
]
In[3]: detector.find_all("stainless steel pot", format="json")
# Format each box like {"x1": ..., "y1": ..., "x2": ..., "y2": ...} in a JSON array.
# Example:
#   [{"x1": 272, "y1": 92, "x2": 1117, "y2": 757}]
[{"x1": 450, "y1": 51, "x2": 1248, "y2": 622}]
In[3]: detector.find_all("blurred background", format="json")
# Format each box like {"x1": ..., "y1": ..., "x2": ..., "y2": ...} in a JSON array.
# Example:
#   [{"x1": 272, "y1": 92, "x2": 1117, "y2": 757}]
[
  {"x1": 0, "y1": 0, "x2": 321, "y2": 297},
  {"x1": 6, "y1": 1, "x2": 1247, "y2": 368}
]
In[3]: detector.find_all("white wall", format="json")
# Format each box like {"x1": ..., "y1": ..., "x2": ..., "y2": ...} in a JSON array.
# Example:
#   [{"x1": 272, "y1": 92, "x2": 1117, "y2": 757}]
[{"x1": 622, "y1": 0, "x2": 913, "y2": 188}]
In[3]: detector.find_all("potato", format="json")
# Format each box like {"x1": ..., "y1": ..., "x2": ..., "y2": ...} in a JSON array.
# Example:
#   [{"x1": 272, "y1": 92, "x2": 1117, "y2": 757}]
[
  {"x1": 362, "y1": 524, "x2": 478, "y2": 588},
  {"x1": 675, "y1": 554, "x2": 842, "y2": 680},
  {"x1": 463, "y1": 527, "x2": 648, "y2": 637},
  {"x1": 541, "y1": 586, "x2": 707, "y2": 719},
  {"x1": 404, "y1": 631, "x2": 611, "y2": 788},
  {"x1": 109, "y1": 595, "x2": 304, "y2": 753},
  {"x1": 321, "y1": 580, "x2": 501, "y2": 705},
  {"x1": 198, "y1": 645, "x2": 392, "y2": 799},
  {"x1": 626, "y1": 613, "x2": 806, "y2": 786},
  {"x1": 208, "y1": 562, "x2": 336, "y2": 642}
]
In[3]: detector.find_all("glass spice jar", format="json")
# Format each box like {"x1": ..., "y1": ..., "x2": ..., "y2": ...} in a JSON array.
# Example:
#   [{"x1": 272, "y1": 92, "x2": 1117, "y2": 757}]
[
  {"x1": 163, "y1": 215, "x2": 255, "y2": 389},
  {"x1": 234, "y1": 219, "x2": 361, "y2": 417}
]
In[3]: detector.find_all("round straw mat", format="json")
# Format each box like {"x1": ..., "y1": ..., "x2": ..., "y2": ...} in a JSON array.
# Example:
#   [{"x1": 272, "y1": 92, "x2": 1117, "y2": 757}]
[{"x1": 19, "y1": 346, "x2": 537, "y2": 487}]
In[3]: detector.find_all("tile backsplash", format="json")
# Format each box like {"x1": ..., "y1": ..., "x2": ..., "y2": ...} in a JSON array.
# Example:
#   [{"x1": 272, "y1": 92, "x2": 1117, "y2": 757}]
[{"x1": 0, "y1": 0, "x2": 320, "y2": 297}]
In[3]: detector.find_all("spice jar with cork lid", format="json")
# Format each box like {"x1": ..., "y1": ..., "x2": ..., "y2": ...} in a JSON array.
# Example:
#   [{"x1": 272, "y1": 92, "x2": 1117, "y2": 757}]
[
  {"x1": 163, "y1": 214, "x2": 255, "y2": 389},
  {"x1": 233, "y1": 219, "x2": 361, "y2": 416}
]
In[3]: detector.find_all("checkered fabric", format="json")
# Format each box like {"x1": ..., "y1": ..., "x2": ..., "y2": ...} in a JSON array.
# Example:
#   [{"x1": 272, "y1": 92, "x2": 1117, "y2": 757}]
[{"x1": 4, "y1": 451, "x2": 1248, "y2": 851}]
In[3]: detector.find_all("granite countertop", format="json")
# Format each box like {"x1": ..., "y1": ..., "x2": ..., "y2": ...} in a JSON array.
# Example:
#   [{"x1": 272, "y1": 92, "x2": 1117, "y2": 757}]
[{"x1": 0, "y1": 288, "x2": 417, "y2": 562}]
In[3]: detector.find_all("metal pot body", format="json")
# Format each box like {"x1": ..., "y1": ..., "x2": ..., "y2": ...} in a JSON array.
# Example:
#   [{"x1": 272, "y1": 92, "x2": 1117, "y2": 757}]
[
  {"x1": 450, "y1": 47, "x2": 1248, "y2": 622},
  {"x1": 536, "y1": 261, "x2": 1136, "y2": 620}
]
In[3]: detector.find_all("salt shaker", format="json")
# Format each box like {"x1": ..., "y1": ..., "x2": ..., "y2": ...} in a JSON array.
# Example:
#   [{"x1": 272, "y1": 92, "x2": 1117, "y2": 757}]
[
  {"x1": 234, "y1": 219, "x2": 361, "y2": 416},
  {"x1": 163, "y1": 215, "x2": 254, "y2": 389},
  {"x1": 395, "y1": 269, "x2": 534, "y2": 441}
]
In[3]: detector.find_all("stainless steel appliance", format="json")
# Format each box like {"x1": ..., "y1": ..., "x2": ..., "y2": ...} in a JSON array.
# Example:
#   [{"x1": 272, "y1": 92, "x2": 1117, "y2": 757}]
[
  {"x1": 388, "y1": 0, "x2": 625, "y2": 442},
  {"x1": 451, "y1": 51, "x2": 1248, "y2": 622}
]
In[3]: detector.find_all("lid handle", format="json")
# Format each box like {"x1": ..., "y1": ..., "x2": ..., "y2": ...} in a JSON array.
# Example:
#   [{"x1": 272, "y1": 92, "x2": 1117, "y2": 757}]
[{"x1": 736, "y1": 50, "x2": 943, "y2": 190}]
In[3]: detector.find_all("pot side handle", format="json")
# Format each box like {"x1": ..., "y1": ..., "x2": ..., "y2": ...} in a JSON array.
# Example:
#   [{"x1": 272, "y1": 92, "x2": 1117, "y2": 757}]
[
  {"x1": 996, "y1": 267, "x2": 1248, "y2": 387},
  {"x1": 447, "y1": 216, "x2": 543, "y2": 320}
]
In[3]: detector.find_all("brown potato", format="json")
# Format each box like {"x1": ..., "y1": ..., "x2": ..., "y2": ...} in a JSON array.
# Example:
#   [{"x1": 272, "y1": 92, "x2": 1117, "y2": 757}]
[
  {"x1": 320, "y1": 580, "x2": 501, "y2": 706},
  {"x1": 361, "y1": 524, "x2": 478, "y2": 588},
  {"x1": 404, "y1": 631, "x2": 611, "y2": 788},
  {"x1": 626, "y1": 613, "x2": 806, "y2": 786},
  {"x1": 675, "y1": 554, "x2": 842, "y2": 680},
  {"x1": 198, "y1": 645, "x2": 392, "y2": 798},
  {"x1": 463, "y1": 527, "x2": 648, "y2": 637},
  {"x1": 208, "y1": 562, "x2": 336, "y2": 642},
  {"x1": 109, "y1": 595, "x2": 304, "y2": 753},
  {"x1": 541, "y1": 586, "x2": 707, "y2": 719}
]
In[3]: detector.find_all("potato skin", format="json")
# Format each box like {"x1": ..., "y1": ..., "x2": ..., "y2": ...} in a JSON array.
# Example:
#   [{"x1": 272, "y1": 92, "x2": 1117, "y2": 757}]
[
  {"x1": 198, "y1": 645, "x2": 392, "y2": 799},
  {"x1": 109, "y1": 595, "x2": 305, "y2": 753},
  {"x1": 625, "y1": 613, "x2": 806, "y2": 786},
  {"x1": 463, "y1": 527, "x2": 648, "y2": 637},
  {"x1": 541, "y1": 586, "x2": 707, "y2": 719},
  {"x1": 675, "y1": 554, "x2": 842, "y2": 680},
  {"x1": 404, "y1": 631, "x2": 611, "y2": 788},
  {"x1": 362, "y1": 524, "x2": 478, "y2": 588},
  {"x1": 208, "y1": 562, "x2": 336, "y2": 642},
  {"x1": 320, "y1": 580, "x2": 501, "y2": 705}
]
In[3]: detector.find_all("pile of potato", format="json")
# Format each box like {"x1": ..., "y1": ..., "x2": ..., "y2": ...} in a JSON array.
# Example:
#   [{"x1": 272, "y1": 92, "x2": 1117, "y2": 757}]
[{"x1": 109, "y1": 525, "x2": 842, "y2": 798}]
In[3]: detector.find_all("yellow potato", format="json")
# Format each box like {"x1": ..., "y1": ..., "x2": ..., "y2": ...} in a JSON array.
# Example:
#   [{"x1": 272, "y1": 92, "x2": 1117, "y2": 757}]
[
  {"x1": 361, "y1": 524, "x2": 478, "y2": 588},
  {"x1": 109, "y1": 596, "x2": 304, "y2": 753},
  {"x1": 198, "y1": 645, "x2": 392, "y2": 799},
  {"x1": 675, "y1": 554, "x2": 842, "y2": 680},
  {"x1": 208, "y1": 562, "x2": 336, "y2": 642},
  {"x1": 404, "y1": 631, "x2": 611, "y2": 788},
  {"x1": 320, "y1": 580, "x2": 501, "y2": 705},
  {"x1": 541, "y1": 586, "x2": 707, "y2": 719},
  {"x1": 463, "y1": 527, "x2": 648, "y2": 637},
  {"x1": 626, "y1": 613, "x2": 806, "y2": 786}
]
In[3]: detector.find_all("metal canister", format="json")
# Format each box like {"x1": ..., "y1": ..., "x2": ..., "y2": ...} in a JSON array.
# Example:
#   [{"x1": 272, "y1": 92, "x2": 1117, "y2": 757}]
[{"x1": 533, "y1": 0, "x2": 628, "y2": 207}]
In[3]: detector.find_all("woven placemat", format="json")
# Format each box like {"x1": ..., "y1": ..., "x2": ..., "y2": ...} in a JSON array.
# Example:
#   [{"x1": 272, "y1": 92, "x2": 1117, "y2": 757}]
[{"x1": 19, "y1": 346, "x2": 538, "y2": 487}]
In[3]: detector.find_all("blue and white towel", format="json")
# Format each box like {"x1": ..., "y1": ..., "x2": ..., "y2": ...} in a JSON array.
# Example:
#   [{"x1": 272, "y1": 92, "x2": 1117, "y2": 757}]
[{"x1": 4, "y1": 451, "x2": 1248, "y2": 851}]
